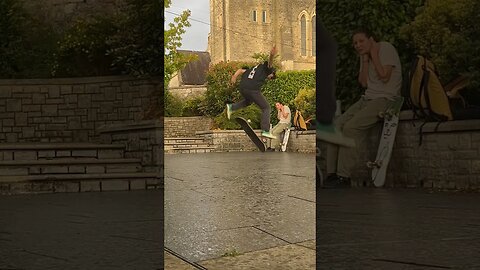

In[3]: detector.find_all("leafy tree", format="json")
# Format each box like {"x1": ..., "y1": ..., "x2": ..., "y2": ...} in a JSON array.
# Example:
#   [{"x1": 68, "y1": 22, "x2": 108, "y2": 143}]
[
  {"x1": 400, "y1": 0, "x2": 480, "y2": 100},
  {"x1": 108, "y1": 0, "x2": 163, "y2": 77},
  {"x1": 164, "y1": 0, "x2": 195, "y2": 86},
  {"x1": 0, "y1": 0, "x2": 56, "y2": 78}
]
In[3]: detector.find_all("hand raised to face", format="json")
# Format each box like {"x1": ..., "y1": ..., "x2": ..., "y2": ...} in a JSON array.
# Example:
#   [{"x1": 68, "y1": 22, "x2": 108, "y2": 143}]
[{"x1": 369, "y1": 37, "x2": 379, "y2": 57}]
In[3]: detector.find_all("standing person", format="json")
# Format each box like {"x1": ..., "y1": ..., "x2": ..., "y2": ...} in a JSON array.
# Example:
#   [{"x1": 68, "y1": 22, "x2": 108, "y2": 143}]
[
  {"x1": 267, "y1": 102, "x2": 291, "y2": 151},
  {"x1": 226, "y1": 45, "x2": 278, "y2": 139},
  {"x1": 316, "y1": 20, "x2": 355, "y2": 147},
  {"x1": 324, "y1": 28, "x2": 403, "y2": 188}
]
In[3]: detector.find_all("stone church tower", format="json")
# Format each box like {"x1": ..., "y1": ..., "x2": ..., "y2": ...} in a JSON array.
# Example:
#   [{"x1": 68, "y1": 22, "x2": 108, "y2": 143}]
[{"x1": 208, "y1": 0, "x2": 316, "y2": 70}]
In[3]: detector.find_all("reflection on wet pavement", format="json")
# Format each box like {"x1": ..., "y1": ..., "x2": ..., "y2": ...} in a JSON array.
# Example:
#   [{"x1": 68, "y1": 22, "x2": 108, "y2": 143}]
[{"x1": 165, "y1": 152, "x2": 315, "y2": 263}]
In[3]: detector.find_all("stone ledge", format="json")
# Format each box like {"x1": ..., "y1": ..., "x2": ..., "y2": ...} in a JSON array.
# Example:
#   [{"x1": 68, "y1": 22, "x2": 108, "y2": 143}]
[
  {"x1": 0, "y1": 143, "x2": 125, "y2": 150},
  {"x1": 98, "y1": 120, "x2": 163, "y2": 133},
  {"x1": 0, "y1": 178, "x2": 161, "y2": 195},
  {"x1": 421, "y1": 119, "x2": 480, "y2": 133},
  {"x1": 0, "y1": 172, "x2": 157, "y2": 183},
  {"x1": 0, "y1": 75, "x2": 161, "y2": 85},
  {"x1": 0, "y1": 158, "x2": 140, "y2": 166},
  {"x1": 196, "y1": 130, "x2": 315, "y2": 135}
]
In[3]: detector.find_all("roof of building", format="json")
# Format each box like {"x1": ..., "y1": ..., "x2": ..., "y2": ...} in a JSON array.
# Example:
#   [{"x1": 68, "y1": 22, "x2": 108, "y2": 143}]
[{"x1": 178, "y1": 50, "x2": 211, "y2": 85}]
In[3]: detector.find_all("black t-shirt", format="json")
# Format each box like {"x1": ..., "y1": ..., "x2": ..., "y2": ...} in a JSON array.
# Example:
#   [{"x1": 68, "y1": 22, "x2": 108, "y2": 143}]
[{"x1": 239, "y1": 61, "x2": 274, "y2": 91}]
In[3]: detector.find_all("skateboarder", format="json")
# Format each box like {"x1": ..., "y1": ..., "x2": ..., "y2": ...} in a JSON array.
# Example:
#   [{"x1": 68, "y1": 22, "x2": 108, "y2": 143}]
[
  {"x1": 324, "y1": 28, "x2": 402, "y2": 188},
  {"x1": 267, "y1": 102, "x2": 291, "y2": 151},
  {"x1": 226, "y1": 45, "x2": 277, "y2": 139}
]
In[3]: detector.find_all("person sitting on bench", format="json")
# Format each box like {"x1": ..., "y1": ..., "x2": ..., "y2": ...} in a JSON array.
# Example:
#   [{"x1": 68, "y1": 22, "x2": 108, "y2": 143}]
[{"x1": 267, "y1": 102, "x2": 291, "y2": 151}]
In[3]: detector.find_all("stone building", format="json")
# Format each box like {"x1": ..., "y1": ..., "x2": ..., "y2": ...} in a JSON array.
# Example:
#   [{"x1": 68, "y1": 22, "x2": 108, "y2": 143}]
[{"x1": 208, "y1": 0, "x2": 316, "y2": 70}]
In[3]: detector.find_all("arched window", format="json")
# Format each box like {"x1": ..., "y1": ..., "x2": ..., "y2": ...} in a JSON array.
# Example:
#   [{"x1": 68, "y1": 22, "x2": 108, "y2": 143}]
[
  {"x1": 301, "y1": 15, "x2": 306, "y2": 56},
  {"x1": 312, "y1": 15, "x2": 316, "y2": 56}
]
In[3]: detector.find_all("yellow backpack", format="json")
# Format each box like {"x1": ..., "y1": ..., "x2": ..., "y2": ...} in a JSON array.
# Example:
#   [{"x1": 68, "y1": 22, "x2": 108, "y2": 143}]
[
  {"x1": 293, "y1": 110, "x2": 307, "y2": 131},
  {"x1": 408, "y1": 55, "x2": 453, "y2": 121}
]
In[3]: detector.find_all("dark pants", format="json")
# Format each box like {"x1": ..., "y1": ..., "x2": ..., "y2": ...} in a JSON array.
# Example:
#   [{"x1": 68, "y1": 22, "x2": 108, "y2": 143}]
[
  {"x1": 232, "y1": 89, "x2": 271, "y2": 131},
  {"x1": 316, "y1": 21, "x2": 337, "y2": 124}
]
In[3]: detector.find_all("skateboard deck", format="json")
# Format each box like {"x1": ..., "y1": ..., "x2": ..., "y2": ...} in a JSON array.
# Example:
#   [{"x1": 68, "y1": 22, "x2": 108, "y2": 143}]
[
  {"x1": 235, "y1": 117, "x2": 266, "y2": 152},
  {"x1": 280, "y1": 127, "x2": 291, "y2": 152},
  {"x1": 367, "y1": 96, "x2": 404, "y2": 187}
]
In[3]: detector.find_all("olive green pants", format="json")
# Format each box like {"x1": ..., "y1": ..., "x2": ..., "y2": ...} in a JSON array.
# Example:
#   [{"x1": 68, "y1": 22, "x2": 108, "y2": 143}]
[
  {"x1": 326, "y1": 97, "x2": 389, "y2": 178},
  {"x1": 269, "y1": 122, "x2": 290, "y2": 149}
]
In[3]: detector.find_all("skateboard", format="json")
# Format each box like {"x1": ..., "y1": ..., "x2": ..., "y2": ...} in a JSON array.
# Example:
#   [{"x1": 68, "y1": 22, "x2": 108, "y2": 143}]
[
  {"x1": 366, "y1": 96, "x2": 404, "y2": 187},
  {"x1": 280, "y1": 127, "x2": 292, "y2": 152},
  {"x1": 235, "y1": 117, "x2": 266, "y2": 152}
]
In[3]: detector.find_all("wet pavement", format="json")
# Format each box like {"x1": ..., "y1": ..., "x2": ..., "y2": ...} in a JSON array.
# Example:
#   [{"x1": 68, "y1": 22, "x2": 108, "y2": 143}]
[
  {"x1": 317, "y1": 188, "x2": 480, "y2": 269},
  {"x1": 165, "y1": 152, "x2": 316, "y2": 268},
  {"x1": 0, "y1": 190, "x2": 163, "y2": 270}
]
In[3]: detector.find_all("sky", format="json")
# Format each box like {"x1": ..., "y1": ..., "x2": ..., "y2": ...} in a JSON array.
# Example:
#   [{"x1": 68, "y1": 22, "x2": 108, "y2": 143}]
[{"x1": 165, "y1": 0, "x2": 211, "y2": 52}]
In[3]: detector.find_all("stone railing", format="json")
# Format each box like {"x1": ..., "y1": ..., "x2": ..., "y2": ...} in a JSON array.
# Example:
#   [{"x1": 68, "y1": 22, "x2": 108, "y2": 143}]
[
  {"x1": 317, "y1": 111, "x2": 480, "y2": 191},
  {"x1": 0, "y1": 76, "x2": 160, "y2": 143}
]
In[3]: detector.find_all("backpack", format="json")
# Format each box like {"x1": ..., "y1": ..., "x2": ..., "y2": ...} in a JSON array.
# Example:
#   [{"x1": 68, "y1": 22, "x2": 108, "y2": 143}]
[
  {"x1": 293, "y1": 110, "x2": 307, "y2": 131},
  {"x1": 405, "y1": 55, "x2": 480, "y2": 144}
]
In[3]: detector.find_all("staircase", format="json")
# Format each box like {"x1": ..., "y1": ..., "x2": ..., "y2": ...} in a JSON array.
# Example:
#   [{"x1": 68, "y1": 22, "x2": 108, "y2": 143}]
[
  {"x1": 0, "y1": 143, "x2": 159, "y2": 195},
  {"x1": 164, "y1": 137, "x2": 216, "y2": 154}
]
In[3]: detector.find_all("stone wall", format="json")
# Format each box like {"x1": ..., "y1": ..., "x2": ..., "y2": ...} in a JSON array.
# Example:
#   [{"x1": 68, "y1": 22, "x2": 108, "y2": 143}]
[
  {"x1": 169, "y1": 86, "x2": 207, "y2": 100},
  {"x1": 317, "y1": 112, "x2": 480, "y2": 191},
  {"x1": 197, "y1": 129, "x2": 316, "y2": 153},
  {"x1": 0, "y1": 76, "x2": 160, "y2": 143},
  {"x1": 287, "y1": 130, "x2": 316, "y2": 153},
  {"x1": 164, "y1": 117, "x2": 213, "y2": 138},
  {"x1": 99, "y1": 120, "x2": 163, "y2": 177}
]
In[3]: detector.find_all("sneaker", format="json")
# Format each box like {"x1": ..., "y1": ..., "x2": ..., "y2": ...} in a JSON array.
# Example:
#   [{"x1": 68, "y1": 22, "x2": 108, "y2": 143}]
[
  {"x1": 322, "y1": 175, "x2": 351, "y2": 189},
  {"x1": 266, "y1": 147, "x2": 276, "y2": 152},
  {"x1": 316, "y1": 122, "x2": 355, "y2": 148},
  {"x1": 261, "y1": 131, "x2": 276, "y2": 139},
  {"x1": 226, "y1": 104, "x2": 232, "y2": 120}
]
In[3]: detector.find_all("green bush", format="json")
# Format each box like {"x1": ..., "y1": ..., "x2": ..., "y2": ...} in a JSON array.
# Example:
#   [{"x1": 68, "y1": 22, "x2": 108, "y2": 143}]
[
  {"x1": 213, "y1": 105, "x2": 261, "y2": 130},
  {"x1": 262, "y1": 70, "x2": 315, "y2": 121},
  {"x1": 53, "y1": 16, "x2": 120, "y2": 77},
  {"x1": 108, "y1": 0, "x2": 162, "y2": 77},
  {"x1": 182, "y1": 95, "x2": 205, "y2": 117},
  {"x1": 317, "y1": 0, "x2": 425, "y2": 109},
  {"x1": 165, "y1": 90, "x2": 183, "y2": 117},
  {"x1": 400, "y1": 0, "x2": 480, "y2": 100},
  {"x1": 293, "y1": 88, "x2": 316, "y2": 121},
  {"x1": 0, "y1": 0, "x2": 57, "y2": 78}
]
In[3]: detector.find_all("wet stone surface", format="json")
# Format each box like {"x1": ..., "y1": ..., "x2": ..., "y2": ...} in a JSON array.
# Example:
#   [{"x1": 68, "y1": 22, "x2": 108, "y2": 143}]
[
  {"x1": 165, "y1": 152, "x2": 315, "y2": 263},
  {"x1": 0, "y1": 191, "x2": 163, "y2": 270},
  {"x1": 317, "y1": 189, "x2": 480, "y2": 269}
]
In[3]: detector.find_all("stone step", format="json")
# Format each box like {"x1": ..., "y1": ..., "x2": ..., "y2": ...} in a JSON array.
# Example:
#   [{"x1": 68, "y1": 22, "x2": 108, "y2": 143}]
[
  {"x1": 0, "y1": 173, "x2": 161, "y2": 194},
  {"x1": 0, "y1": 143, "x2": 126, "y2": 161},
  {"x1": 0, "y1": 158, "x2": 142, "y2": 176},
  {"x1": 0, "y1": 143, "x2": 125, "y2": 150},
  {"x1": 164, "y1": 142, "x2": 212, "y2": 150},
  {"x1": 164, "y1": 137, "x2": 207, "y2": 144},
  {"x1": 0, "y1": 172, "x2": 158, "y2": 182},
  {"x1": 165, "y1": 147, "x2": 217, "y2": 154}
]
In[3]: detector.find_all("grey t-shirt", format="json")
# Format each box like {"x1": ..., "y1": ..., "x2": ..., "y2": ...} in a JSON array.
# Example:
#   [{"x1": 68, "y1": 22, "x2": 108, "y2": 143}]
[
  {"x1": 278, "y1": 105, "x2": 291, "y2": 124},
  {"x1": 360, "y1": 41, "x2": 402, "y2": 100}
]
